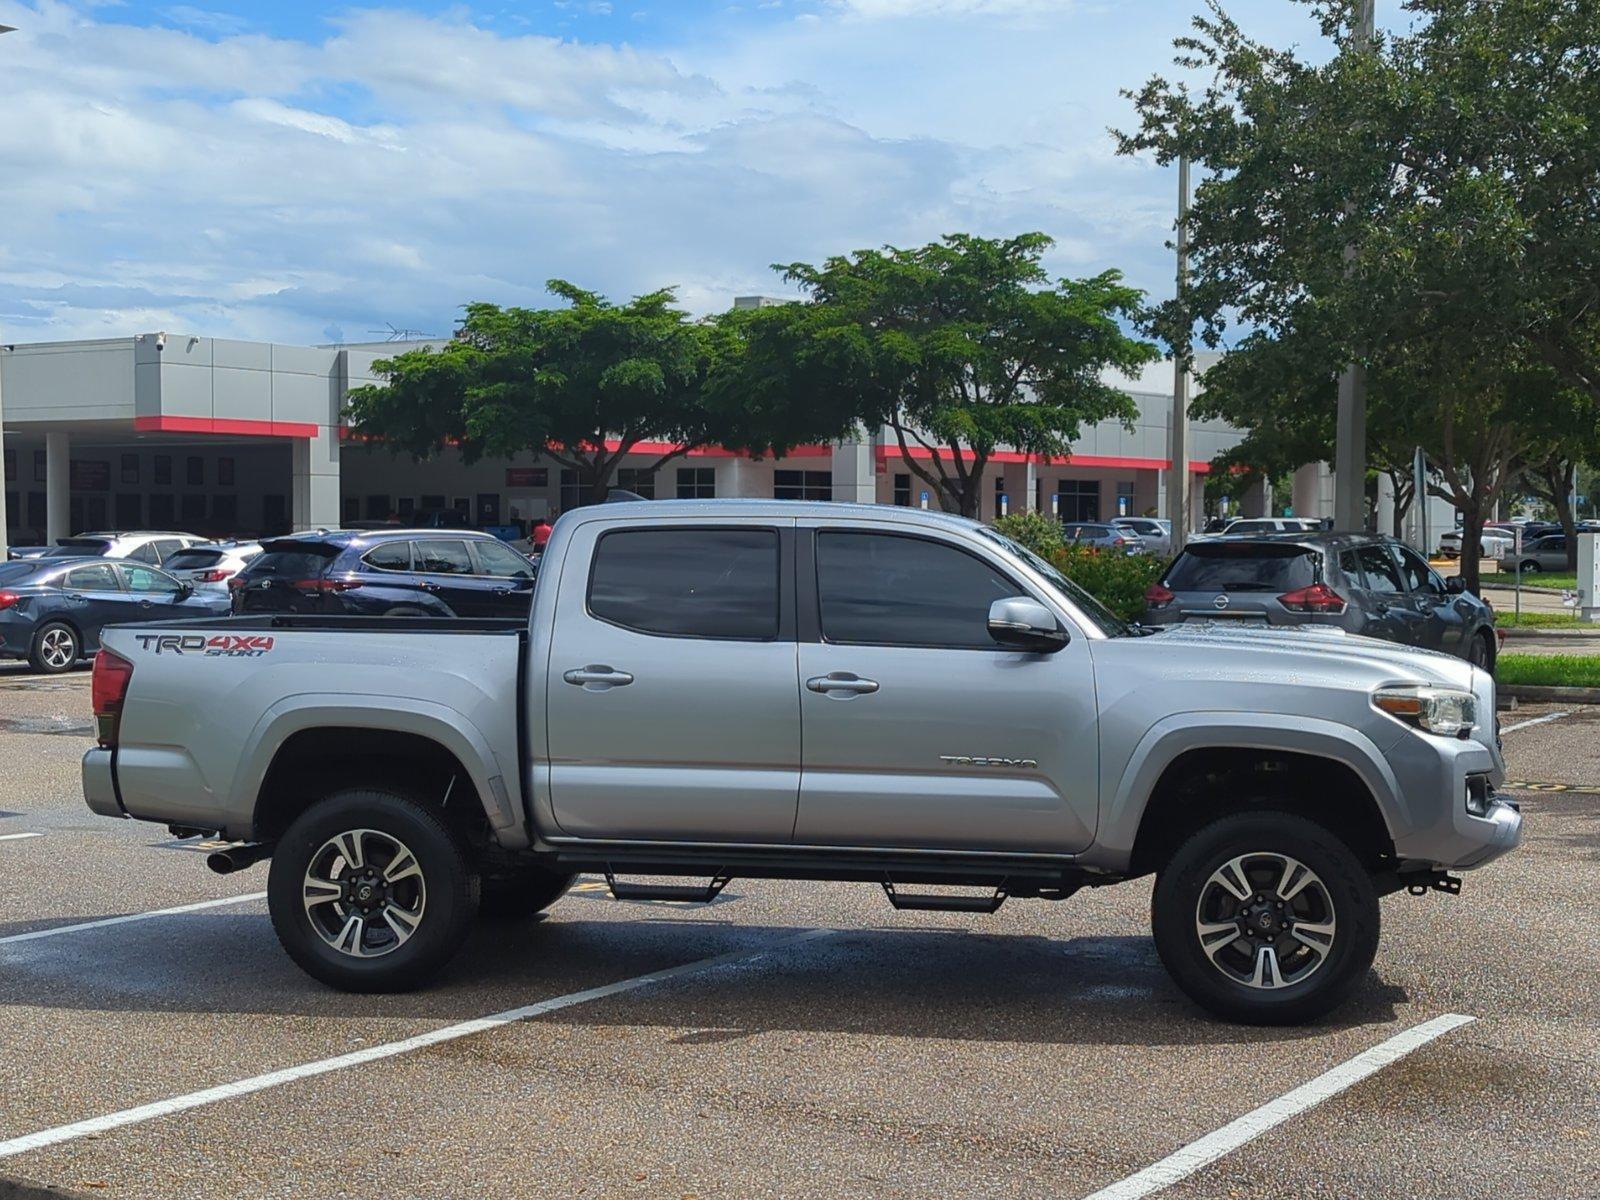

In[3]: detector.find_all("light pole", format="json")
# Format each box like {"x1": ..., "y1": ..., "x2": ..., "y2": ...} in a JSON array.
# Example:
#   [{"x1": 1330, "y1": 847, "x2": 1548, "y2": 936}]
[
  {"x1": 1333, "y1": 0, "x2": 1377, "y2": 532},
  {"x1": 1168, "y1": 154, "x2": 1191, "y2": 552},
  {"x1": 0, "y1": 24, "x2": 15, "y2": 562}
]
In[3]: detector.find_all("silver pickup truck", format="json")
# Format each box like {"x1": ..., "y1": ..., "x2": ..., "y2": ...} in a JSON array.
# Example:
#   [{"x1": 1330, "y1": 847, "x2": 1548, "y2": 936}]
[{"x1": 81, "y1": 500, "x2": 1521, "y2": 1023}]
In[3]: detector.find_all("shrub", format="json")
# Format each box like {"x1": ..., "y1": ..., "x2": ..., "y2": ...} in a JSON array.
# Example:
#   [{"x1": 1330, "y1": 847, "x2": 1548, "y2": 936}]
[
  {"x1": 1048, "y1": 544, "x2": 1166, "y2": 623},
  {"x1": 990, "y1": 511, "x2": 1065, "y2": 557}
]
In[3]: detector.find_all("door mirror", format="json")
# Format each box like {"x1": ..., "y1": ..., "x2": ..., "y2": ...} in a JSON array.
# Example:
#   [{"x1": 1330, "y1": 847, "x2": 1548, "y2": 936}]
[
  {"x1": 987, "y1": 597, "x2": 1068, "y2": 653},
  {"x1": 1444, "y1": 575, "x2": 1467, "y2": 595},
  {"x1": 176, "y1": 583, "x2": 194, "y2": 601},
  {"x1": 515, "y1": 573, "x2": 536, "y2": 590}
]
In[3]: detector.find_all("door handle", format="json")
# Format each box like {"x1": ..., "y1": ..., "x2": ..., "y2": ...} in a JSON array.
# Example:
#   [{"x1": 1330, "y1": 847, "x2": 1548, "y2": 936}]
[
  {"x1": 806, "y1": 672, "x2": 879, "y2": 696},
  {"x1": 563, "y1": 665, "x2": 634, "y2": 689}
]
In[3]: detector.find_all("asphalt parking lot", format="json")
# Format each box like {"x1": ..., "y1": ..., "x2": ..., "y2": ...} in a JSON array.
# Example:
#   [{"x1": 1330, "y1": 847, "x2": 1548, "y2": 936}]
[{"x1": 0, "y1": 664, "x2": 1596, "y2": 1200}]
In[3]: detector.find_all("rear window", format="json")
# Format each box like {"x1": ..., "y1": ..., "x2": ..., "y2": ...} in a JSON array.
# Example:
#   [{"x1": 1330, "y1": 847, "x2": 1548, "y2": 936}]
[
  {"x1": 163, "y1": 549, "x2": 225, "y2": 570},
  {"x1": 588, "y1": 528, "x2": 779, "y2": 640},
  {"x1": 0, "y1": 562, "x2": 46, "y2": 584},
  {"x1": 43, "y1": 539, "x2": 112, "y2": 557},
  {"x1": 243, "y1": 544, "x2": 339, "y2": 580},
  {"x1": 1165, "y1": 544, "x2": 1320, "y2": 593}
]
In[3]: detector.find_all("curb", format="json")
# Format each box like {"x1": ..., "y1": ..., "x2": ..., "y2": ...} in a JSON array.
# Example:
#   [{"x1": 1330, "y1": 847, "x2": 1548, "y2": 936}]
[
  {"x1": 1499, "y1": 626, "x2": 1600, "y2": 639},
  {"x1": 1498, "y1": 684, "x2": 1600, "y2": 703},
  {"x1": 1482, "y1": 584, "x2": 1566, "y2": 596},
  {"x1": 0, "y1": 1175, "x2": 99, "y2": 1200}
]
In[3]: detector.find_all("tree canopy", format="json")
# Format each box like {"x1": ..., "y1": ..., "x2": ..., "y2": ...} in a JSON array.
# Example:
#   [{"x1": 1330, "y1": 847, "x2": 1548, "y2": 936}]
[
  {"x1": 1118, "y1": 0, "x2": 1600, "y2": 588},
  {"x1": 730, "y1": 233, "x2": 1158, "y2": 518}
]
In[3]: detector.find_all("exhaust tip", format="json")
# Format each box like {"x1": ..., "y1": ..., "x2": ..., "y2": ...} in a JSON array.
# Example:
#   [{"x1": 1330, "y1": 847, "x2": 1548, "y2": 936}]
[{"x1": 206, "y1": 850, "x2": 238, "y2": 875}]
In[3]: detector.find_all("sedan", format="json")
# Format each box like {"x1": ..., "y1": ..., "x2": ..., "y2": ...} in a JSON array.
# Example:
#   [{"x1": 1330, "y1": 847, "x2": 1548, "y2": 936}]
[
  {"x1": 1497, "y1": 534, "x2": 1570, "y2": 574},
  {"x1": 1111, "y1": 517, "x2": 1171, "y2": 556},
  {"x1": 0, "y1": 558, "x2": 231, "y2": 673},
  {"x1": 1061, "y1": 522, "x2": 1143, "y2": 552}
]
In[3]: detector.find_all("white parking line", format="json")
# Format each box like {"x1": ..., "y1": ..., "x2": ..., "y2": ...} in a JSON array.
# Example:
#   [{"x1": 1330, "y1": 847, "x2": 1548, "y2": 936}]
[
  {"x1": 0, "y1": 927, "x2": 832, "y2": 1160},
  {"x1": 1080, "y1": 1013, "x2": 1476, "y2": 1200},
  {"x1": 1501, "y1": 710, "x2": 1571, "y2": 734},
  {"x1": 0, "y1": 832, "x2": 43, "y2": 842},
  {"x1": 0, "y1": 892, "x2": 267, "y2": 947}
]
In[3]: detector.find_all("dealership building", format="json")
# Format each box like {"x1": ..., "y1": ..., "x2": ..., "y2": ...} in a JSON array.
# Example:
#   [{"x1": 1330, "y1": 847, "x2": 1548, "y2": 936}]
[{"x1": 0, "y1": 329, "x2": 1262, "y2": 547}]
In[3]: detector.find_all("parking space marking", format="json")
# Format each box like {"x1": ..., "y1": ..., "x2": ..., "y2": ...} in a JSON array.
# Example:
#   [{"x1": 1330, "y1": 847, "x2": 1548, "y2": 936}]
[
  {"x1": 1501, "y1": 711, "x2": 1572, "y2": 734},
  {"x1": 0, "y1": 833, "x2": 43, "y2": 843},
  {"x1": 1080, "y1": 1013, "x2": 1477, "y2": 1200},
  {"x1": 0, "y1": 892, "x2": 267, "y2": 948},
  {"x1": 0, "y1": 927, "x2": 832, "y2": 1160}
]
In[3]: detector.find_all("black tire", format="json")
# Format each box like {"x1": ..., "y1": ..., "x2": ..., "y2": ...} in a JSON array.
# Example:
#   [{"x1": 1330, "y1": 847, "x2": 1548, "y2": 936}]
[
  {"x1": 382, "y1": 606, "x2": 428, "y2": 617},
  {"x1": 28, "y1": 621, "x2": 80, "y2": 674},
  {"x1": 479, "y1": 866, "x2": 576, "y2": 920},
  {"x1": 1467, "y1": 630, "x2": 1494, "y2": 669},
  {"x1": 1520, "y1": 561, "x2": 1539, "y2": 573},
  {"x1": 1152, "y1": 811, "x2": 1379, "y2": 1025},
  {"x1": 267, "y1": 787, "x2": 480, "y2": 992}
]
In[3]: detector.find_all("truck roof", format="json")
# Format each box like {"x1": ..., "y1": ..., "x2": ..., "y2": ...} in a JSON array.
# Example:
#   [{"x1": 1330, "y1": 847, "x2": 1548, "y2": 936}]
[{"x1": 563, "y1": 498, "x2": 984, "y2": 533}]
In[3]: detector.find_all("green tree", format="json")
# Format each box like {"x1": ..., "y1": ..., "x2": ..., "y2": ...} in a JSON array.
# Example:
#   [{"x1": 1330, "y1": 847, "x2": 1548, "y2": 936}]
[
  {"x1": 1117, "y1": 0, "x2": 1600, "y2": 591},
  {"x1": 348, "y1": 282, "x2": 858, "y2": 503},
  {"x1": 749, "y1": 233, "x2": 1158, "y2": 519}
]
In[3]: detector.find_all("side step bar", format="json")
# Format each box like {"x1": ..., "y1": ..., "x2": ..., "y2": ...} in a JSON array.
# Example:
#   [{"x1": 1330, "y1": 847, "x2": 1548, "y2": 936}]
[
  {"x1": 604, "y1": 872, "x2": 732, "y2": 904},
  {"x1": 882, "y1": 879, "x2": 1007, "y2": 914}
]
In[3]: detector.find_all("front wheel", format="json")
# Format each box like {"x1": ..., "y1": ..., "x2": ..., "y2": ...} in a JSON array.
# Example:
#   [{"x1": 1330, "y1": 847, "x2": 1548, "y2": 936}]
[
  {"x1": 1152, "y1": 812, "x2": 1379, "y2": 1024},
  {"x1": 267, "y1": 787, "x2": 480, "y2": 992},
  {"x1": 1467, "y1": 630, "x2": 1494, "y2": 669}
]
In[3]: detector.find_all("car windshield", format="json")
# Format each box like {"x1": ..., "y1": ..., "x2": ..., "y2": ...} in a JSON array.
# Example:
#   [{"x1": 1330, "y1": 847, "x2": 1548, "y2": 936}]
[
  {"x1": 1166, "y1": 543, "x2": 1319, "y2": 592},
  {"x1": 974, "y1": 527, "x2": 1134, "y2": 637},
  {"x1": 43, "y1": 538, "x2": 112, "y2": 557}
]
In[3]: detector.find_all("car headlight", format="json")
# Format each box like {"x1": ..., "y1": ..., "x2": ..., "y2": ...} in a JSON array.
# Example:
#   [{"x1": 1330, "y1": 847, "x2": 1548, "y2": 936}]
[{"x1": 1373, "y1": 686, "x2": 1477, "y2": 737}]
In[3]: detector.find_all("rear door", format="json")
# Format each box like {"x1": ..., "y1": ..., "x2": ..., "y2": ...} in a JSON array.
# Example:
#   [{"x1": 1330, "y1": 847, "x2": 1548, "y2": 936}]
[
  {"x1": 544, "y1": 519, "x2": 801, "y2": 842},
  {"x1": 793, "y1": 525, "x2": 1099, "y2": 853},
  {"x1": 58, "y1": 562, "x2": 130, "y2": 650}
]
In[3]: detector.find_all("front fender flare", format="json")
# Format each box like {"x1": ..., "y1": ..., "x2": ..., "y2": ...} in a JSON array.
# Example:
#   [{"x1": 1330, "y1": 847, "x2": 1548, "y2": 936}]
[
  {"x1": 1092, "y1": 712, "x2": 1404, "y2": 871},
  {"x1": 230, "y1": 693, "x2": 524, "y2": 846}
]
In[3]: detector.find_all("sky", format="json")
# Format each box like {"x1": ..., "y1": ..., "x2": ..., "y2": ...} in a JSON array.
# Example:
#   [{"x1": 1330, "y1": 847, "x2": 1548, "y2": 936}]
[{"x1": 0, "y1": 0, "x2": 1345, "y2": 348}]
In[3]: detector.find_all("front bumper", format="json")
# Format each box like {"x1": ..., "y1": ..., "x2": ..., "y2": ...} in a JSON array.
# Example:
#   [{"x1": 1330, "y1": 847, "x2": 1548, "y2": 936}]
[
  {"x1": 1453, "y1": 790, "x2": 1522, "y2": 868},
  {"x1": 82, "y1": 748, "x2": 125, "y2": 819},
  {"x1": 1385, "y1": 726, "x2": 1522, "y2": 871}
]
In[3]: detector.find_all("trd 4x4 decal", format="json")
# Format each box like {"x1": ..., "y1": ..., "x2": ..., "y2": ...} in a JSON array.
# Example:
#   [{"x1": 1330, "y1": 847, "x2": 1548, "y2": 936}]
[{"x1": 134, "y1": 634, "x2": 275, "y2": 658}]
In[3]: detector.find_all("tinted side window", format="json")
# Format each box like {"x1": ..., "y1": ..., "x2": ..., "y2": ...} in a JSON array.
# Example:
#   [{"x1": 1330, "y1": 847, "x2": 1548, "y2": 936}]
[
  {"x1": 413, "y1": 540, "x2": 473, "y2": 575},
  {"x1": 817, "y1": 532, "x2": 1016, "y2": 649},
  {"x1": 122, "y1": 565, "x2": 180, "y2": 594},
  {"x1": 65, "y1": 564, "x2": 121, "y2": 591},
  {"x1": 362, "y1": 542, "x2": 413, "y2": 571},
  {"x1": 153, "y1": 539, "x2": 185, "y2": 563},
  {"x1": 589, "y1": 528, "x2": 778, "y2": 640},
  {"x1": 1395, "y1": 546, "x2": 1442, "y2": 595},
  {"x1": 1354, "y1": 545, "x2": 1405, "y2": 594},
  {"x1": 125, "y1": 542, "x2": 161, "y2": 565},
  {"x1": 473, "y1": 540, "x2": 535, "y2": 578}
]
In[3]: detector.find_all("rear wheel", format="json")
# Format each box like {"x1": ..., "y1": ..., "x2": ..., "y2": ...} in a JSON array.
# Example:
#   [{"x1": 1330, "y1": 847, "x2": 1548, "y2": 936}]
[
  {"x1": 267, "y1": 787, "x2": 479, "y2": 992},
  {"x1": 1152, "y1": 811, "x2": 1379, "y2": 1024},
  {"x1": 29, "y1": 622, "x2": 80, "y2": 674},
  {"x1": 1520, "y1": 561, "x2": 1540, "y2": 573}
]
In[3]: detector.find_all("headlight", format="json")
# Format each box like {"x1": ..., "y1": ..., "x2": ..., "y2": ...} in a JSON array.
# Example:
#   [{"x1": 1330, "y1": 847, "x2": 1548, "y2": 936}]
[{"x1": 1373, "y1": 686, "x2": 1477, "y2": 737}]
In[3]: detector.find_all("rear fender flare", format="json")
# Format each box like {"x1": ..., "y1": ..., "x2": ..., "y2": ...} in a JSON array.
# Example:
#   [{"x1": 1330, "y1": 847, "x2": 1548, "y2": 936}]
[{"x1": 232, "y1": 694, "x2": 523, "y2": 845}]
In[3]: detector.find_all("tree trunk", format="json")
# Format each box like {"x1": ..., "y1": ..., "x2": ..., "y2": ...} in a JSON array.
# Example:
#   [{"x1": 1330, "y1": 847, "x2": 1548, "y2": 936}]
[{"x1": 1458, "y1": 503, "x2": 1486, "y2": 595}]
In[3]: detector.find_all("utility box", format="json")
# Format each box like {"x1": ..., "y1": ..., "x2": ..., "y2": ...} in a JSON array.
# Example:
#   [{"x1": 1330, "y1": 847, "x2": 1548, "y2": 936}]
[{"x1": 1579, "y1": 532, "x2": 1600, "y2": 622}]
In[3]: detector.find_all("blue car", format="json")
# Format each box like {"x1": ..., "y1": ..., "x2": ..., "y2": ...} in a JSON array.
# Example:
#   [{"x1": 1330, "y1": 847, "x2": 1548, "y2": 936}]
[
  {"x1": 0, "y1": 557, "x2": 232, "y2": 673},
  {"x1": 230, "y1": 528, "x2": 537, "y2": 619}
]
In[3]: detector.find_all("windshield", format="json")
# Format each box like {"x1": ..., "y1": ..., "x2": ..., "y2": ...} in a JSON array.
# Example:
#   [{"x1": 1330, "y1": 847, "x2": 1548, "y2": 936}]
[{"x1": 974, "y1": 527, "x2": 1133, "y2": 637}]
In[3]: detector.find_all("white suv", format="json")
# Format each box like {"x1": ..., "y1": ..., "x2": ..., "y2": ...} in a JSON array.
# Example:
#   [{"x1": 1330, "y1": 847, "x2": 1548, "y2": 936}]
[{"x1": 38, "y1": 531, "x2": 206, "y2": 567}]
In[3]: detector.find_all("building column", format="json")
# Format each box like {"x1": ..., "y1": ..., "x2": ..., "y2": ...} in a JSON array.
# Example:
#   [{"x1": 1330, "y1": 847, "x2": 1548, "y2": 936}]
[
  {"x1": 1241, "y1": 475, "x2": 1270, "y2": 518},
  {"x1": 714, "y1": 455, "x2": 751, "y2": 499},
  {"x1": 292, "y1": 427, "x2": 341, "y2": 531},
  {"x1": 1189, "y1": 471, "x2": 1206, "y2": 533},
  {"x1": 830, "y1": 440, "x2": 876, "y2": 504},
  {"x1": 45, "y1": 431, "x2": 69, "y2": 544},
  {"x1": 1374, "y1": 472, "x2": 1396, "y2": 538},
  {"x1": 1291, "y1": 462, "x2": 1332, "y2": 521}
]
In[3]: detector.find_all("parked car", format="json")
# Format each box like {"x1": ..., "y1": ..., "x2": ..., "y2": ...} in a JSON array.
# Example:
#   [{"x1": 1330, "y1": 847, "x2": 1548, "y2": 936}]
[
  {"x1": 37, "y1": 531, "x2": 207, "y2": 566},
  {"x1": 82, "y1": 500, "x2": 1519, "y2": 1023},
  {"x1": 1439, "y1": 527, "x2": 1513, "y2": 559},
  {"x1": 1497, "y1": 534, "x2": 1569, "y2": 574},
  {"x1": 229, "y1": 528, "x2": 537, "y2": 618},
  {"x1": 1189, "y1": 517, "x2": 1325, "y2": 544},
  {"x1": 1111, "y1": 517, "x2": 1172, "y2": 556},
  {"x1": 1061, "y1": 522, "x2": 1142, "y2": 552},
  {"x1": 0, "y1": 557, "x2": 230, "y2": 673},
  {"x1": 160, "y1": 542, "x2": 263, "y2": 594},
  {"x1": 1144, "y1": 532, "x2": 1498, "y2": 667}
]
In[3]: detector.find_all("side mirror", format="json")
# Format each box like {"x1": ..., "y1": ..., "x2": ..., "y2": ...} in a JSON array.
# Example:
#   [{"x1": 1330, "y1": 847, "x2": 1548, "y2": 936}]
[
  {"x1": 1445, "y1": 576, "x2": 1467, "y2": 595},
  {"x1": 516, "y1": 573, "x2": 536, "y2": 590},
  {"x1": 987, "y1": 597, "x2": 1068, "y2": 653}
]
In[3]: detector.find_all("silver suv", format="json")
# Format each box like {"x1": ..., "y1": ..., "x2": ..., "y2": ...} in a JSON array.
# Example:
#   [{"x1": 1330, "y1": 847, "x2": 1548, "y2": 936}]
[{"x1": 38, "y1": 531, "x2": 206, "y2": 566}]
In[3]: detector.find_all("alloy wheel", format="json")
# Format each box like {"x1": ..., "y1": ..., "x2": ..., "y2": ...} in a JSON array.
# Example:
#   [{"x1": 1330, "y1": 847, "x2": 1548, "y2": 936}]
[
  {"x1": 1194, "y1": 852, "x2": 1336, "y2": 990},
  {"x1": 39, "y1": 628, "x2": 76, "y2": 670},
  {"x1": 301, "y1": 828, "x2": 427, "y2": 959}
]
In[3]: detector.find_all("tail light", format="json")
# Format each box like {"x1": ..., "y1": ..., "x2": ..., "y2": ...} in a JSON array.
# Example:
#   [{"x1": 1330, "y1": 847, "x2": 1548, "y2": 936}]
[
  {"x1": 0, "y1": 591, "x2": 18, "y2": 611},
  {"x1": 227, "y1": 575, "x2": 247, "y2": 593},
  {"x1": 91, "y1": 649, "x2": 135, "y2": 747},
  {"x1": 1278, "y1": 583, "x2": 1347, "y2": 614},
  {"x1": 1145, "y1": 582, "x2": 1175, "y2": 608},
  {"x1": 197, "y1": 569, "x2": 231, "y2": 583}
]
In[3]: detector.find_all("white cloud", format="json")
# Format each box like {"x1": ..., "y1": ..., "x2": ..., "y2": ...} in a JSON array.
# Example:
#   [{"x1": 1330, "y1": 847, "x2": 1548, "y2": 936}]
[{"x1": 0, "y1": 0, "x2": 1329, "y2": 345}]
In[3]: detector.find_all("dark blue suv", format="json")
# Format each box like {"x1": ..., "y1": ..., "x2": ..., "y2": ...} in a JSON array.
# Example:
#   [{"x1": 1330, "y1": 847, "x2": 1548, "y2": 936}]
[{"x1": 230, "y1": 529, "x2": 536, "y2": 618}]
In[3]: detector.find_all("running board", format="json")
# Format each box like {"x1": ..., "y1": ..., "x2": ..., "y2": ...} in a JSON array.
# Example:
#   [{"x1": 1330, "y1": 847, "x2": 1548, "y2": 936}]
[
  {"x1": 882, "y1": 880, "x2": 1007, "y2": 914},
  {"x1": 604, "y1": 872, "x2": 732, "y2": 904}
]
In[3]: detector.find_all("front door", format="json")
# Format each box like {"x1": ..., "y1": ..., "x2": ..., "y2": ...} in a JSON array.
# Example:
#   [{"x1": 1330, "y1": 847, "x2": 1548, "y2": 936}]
[
  {"x1": 116, "y1": 563, "x2": 192, "y2": 623},
  {"x1": 1346, "y1": 543, "x2": 1421, "y2": 645},
  {"x1": 794, "y1": 526, "x2": 1099, "y2": 854},
  {"x1": 1393, "y1": 544, "x2": 1466, "y2": 653},
  {"x1": 544, "y1": 520, "x2": 800, "y2": 842}
]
